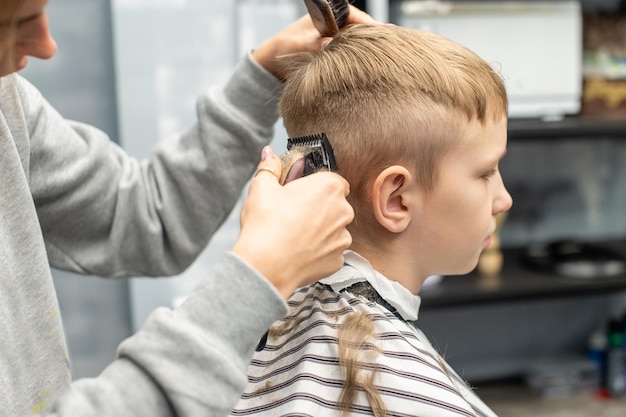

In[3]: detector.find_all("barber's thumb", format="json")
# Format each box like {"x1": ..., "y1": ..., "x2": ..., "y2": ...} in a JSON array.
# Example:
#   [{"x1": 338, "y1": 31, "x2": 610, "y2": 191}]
[{"x1": 254, "y1": 146, "x2": 283, "y2": 183}]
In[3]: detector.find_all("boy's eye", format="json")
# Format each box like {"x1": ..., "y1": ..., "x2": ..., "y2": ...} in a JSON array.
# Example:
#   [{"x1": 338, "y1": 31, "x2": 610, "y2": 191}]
[
  {"x1": 481, "y1": 169, "x2": 497, "y2": 180},
  {"x1": 17, "y1": 13, "x2": 41, "y2": 27},
  {"x1": 0, "y1": 13, "x2": 40, "y2": 30}
]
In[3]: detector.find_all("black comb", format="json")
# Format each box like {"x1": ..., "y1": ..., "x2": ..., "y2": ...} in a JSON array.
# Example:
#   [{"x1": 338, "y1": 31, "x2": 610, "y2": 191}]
[
  {"x1": 330, "y1": 0, "x2": 350, "y2": 28},
  {"x1": 303, "y1": 0, "x2": 350, "y2": 37},
  {"x1": 287, "y1": 132, "x2": 337, "y2": 175}
]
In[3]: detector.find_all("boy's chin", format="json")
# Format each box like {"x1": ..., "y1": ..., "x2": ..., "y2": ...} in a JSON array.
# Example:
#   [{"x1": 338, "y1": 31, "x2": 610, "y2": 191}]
[
  {"x1": 460, "y1": 257, "x2": 482, "y2": 276},
  {"x1": 1, "y1": 56, "x2": 28, "y2": 76},
  {"x1": 16, "y1": 56, "x2": 29, "y2": 72}
]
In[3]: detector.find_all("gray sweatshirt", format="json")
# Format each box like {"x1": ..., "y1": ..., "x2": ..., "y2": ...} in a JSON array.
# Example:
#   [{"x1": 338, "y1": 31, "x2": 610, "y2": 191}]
[{"x1": 0, "y1": 53, "x2": 288, "y2": 417}]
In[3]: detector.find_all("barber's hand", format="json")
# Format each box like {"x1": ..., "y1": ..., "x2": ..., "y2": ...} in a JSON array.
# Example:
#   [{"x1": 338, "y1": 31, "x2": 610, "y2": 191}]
[
  {"x1": 252, "y1": 5, "x2": 376, "y2": 80},
  {"x1": 232, "y1": 146, "x2": 354, "y2": 299}
]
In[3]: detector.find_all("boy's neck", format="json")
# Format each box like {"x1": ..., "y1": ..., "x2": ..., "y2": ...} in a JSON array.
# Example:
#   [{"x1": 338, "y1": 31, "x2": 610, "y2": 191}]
[{"x1": 349, "y1": 241, "x2": 427, "y2": 294}]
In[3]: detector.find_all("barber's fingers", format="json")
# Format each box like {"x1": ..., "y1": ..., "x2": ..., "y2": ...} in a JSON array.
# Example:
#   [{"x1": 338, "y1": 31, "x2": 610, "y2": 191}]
[
  {"x1": 252, "y1": 3, "x2": 378, "y2": 78},
  {"x1": 234, "y1": 147, "x2": 353, "y2": 298},
  {"x1": 287, "y1": 172, "x2": 353, "y2": 280},
  {"x1": 345, "y1": 5, "x2": 377, "y2": 25},
  {"x1": 292, "y1": 168, "x2": 351, "y2": 199},
  {"x1": 252, "y1": 146, "x2": 282, "y2": 183}
]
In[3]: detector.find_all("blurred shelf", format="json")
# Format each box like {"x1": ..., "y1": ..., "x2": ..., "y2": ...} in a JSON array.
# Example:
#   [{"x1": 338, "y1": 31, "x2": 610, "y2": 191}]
[
  {"x1": 420, "y1": 242, "x2": 626, "y2": 309},
  {"x1": 508, "y1": 117, "x2": 626, "y2": 140}
]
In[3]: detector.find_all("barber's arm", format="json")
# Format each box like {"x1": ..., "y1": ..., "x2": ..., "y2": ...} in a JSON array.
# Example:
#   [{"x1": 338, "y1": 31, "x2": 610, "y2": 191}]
[
  {"x1": 37, "y1": 7, "x2": 369, "y2": 279},
  {"x1": 43, "y1": 6, "x2": 371, "y2": 417},
  {"x1": 47, "y1": 147, "x2": 353, "y2": 417}
]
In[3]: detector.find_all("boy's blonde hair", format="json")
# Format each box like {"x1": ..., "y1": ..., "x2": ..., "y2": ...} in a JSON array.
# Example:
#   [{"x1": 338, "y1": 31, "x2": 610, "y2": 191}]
[{"x1": 279, "y1": 23, "x2": 508, "y2": 242}]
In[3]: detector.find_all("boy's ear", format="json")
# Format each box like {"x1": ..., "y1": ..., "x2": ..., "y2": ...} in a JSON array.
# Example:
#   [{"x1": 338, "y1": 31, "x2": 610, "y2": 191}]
[{"x1": 371, "y1": 165, "x2": 414, "y2": 233}]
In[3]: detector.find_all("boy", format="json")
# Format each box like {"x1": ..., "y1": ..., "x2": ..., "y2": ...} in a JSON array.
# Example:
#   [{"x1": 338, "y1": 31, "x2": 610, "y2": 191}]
[{"x1": 230, "y1": 23, "x2": 512, "y2": 416}]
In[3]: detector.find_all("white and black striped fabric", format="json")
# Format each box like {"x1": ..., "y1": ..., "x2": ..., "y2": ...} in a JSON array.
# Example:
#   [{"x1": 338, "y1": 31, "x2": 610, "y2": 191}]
[{"x1": 230, "y1": 251, "x2": 498, "y2": 417}]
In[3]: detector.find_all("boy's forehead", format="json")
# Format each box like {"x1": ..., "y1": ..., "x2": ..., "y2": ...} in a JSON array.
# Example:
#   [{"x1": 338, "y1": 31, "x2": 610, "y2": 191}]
[{"x1": 459, "y1": 116, "x2": 508, "y2": 153}]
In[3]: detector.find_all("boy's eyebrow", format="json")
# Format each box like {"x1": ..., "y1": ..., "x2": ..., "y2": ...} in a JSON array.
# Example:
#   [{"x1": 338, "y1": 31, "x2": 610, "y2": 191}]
[{"x1": 487, "y1": 147, "x2": 507, "y2": 165}]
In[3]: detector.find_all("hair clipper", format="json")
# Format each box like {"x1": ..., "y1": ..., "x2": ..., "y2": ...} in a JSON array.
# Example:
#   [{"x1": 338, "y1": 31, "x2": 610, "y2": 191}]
[{"x1": 279, "y1": 133, "x2": 337, "y2": 184}]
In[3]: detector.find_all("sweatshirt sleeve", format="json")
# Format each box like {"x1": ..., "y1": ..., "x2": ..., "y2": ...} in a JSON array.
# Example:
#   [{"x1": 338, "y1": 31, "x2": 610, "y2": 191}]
[
  {"x1": 46, "y1": 252, "x2": 288, "y2": 417},
  {"x1": 23, "y1": 53, "x2": 282, "y2": 278}
]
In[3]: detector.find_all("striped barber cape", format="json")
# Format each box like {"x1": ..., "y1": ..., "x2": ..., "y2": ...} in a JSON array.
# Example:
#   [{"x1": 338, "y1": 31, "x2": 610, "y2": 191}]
[{"x1": 230, "y1": 251, "x2": 499, "y2": 417}]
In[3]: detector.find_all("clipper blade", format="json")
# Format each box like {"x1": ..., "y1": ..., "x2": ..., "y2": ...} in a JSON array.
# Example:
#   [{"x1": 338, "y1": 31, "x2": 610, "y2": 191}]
[{"x1": 280, "y1": 133, "x2": 337, "y2": 184}]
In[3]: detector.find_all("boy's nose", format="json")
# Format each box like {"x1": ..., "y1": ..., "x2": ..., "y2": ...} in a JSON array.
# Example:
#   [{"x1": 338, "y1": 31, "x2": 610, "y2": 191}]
[
  {"x1": 15, "y1": 13, "x2": 57, "y2": 60},
  {"x1": 496, "y1": 185, "x2": 513, "y2": 214}
]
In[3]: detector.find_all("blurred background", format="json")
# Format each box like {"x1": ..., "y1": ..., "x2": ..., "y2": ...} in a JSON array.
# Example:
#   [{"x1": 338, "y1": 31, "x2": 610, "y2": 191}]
[{"x1": 21, "y1": 0, "x2": 626, "y2": 414}]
